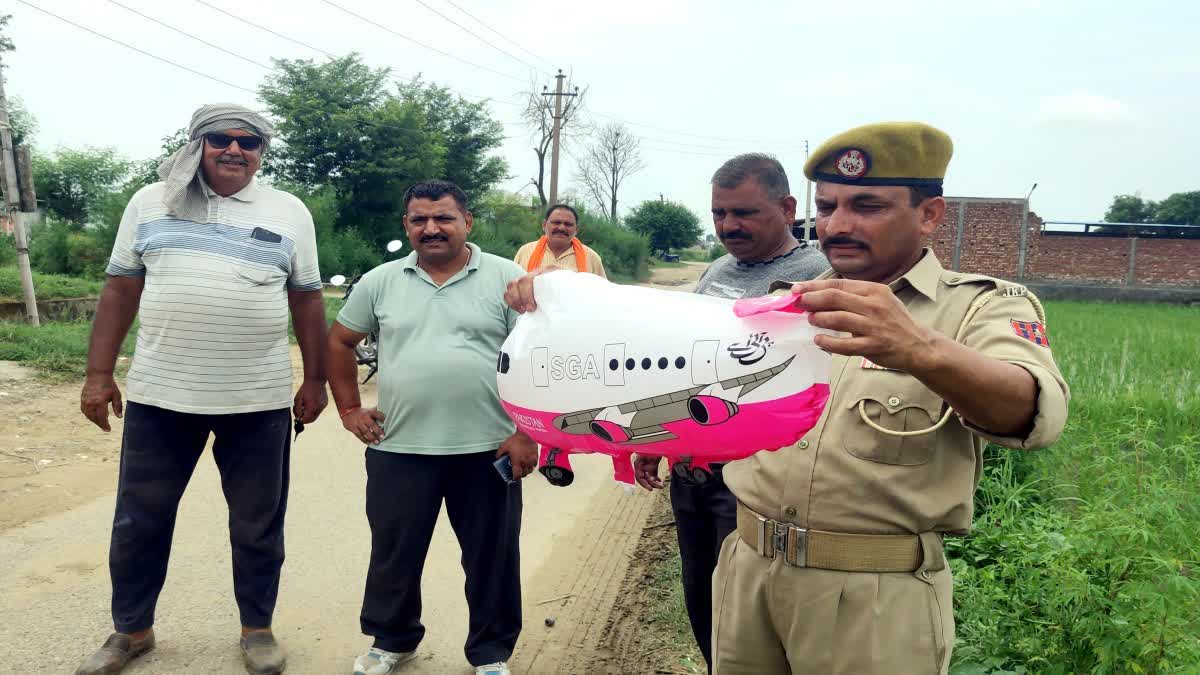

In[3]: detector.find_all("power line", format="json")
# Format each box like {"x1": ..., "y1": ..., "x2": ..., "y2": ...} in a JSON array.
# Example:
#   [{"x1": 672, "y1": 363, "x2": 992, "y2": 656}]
[
  {"x1": 17, "y1": 0, "x2": 258, "y2": 94},
  {"x1": 107, "y1": 0, "x2": 273, "y2": 71},
  {"x1": 18, "y1": 2, "x2": 521, "y2": 140},
  {"x1": 193, "y1": 0, "x2": 336, "y2": 59},
  {"x1": 412, "y1": 0, "x2": 550, "y2": 77},
  {"x1": 439, "y1": 0, "x2": 556, "y2": 71},
  {"x1": 188, "y1": 0, "x2": 525, "y2": 109},
  {"x1": 318, "y1": 0, "x2": 527, "y2": 83}
]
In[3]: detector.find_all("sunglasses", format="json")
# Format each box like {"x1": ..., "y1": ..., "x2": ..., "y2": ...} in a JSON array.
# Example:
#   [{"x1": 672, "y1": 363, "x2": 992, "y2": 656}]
[{"x1": 204, "y1": 133, "x2": 264, "y2": 152}]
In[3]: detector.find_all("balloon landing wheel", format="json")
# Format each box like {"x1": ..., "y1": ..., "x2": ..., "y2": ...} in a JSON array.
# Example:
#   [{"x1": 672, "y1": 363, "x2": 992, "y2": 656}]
[{"x1": 539, "y1": 448, "x2": 575, "y2": 487}]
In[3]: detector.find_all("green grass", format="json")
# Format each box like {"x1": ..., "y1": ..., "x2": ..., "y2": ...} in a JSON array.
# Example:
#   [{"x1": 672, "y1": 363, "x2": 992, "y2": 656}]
[
  {"x1": 0, "y1": 318, "x2": 135, "y2": 381},
  {"x1": 948, "y1": 301, "x2": 1199, "y2": 673},
  {"x1": 648, "y1": 544, "x2": 705, "y2": 673},
  {"x1": 0, "y1": 265, "x2": 102, "y2": 303}
]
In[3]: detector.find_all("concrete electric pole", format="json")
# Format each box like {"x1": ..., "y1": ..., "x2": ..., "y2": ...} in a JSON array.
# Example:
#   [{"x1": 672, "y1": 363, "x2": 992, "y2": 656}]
[
  {"x1": 0, "y1": 52, "x2": 39, "y2": 326},
  {"x1": 542, "y1": 69, "x2": 578, "y2": 206}
]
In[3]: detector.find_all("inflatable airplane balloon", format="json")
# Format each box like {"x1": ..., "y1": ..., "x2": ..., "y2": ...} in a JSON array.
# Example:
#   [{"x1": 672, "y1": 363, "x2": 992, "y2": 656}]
[{"x1": 497, "y1": 270, "x2": 833, "y2": 486}]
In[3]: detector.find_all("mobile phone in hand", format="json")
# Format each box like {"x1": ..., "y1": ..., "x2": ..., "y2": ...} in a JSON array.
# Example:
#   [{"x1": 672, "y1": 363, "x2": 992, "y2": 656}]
[{"x1": 493, "y1": 454, "x2": 515, "y2": 484}]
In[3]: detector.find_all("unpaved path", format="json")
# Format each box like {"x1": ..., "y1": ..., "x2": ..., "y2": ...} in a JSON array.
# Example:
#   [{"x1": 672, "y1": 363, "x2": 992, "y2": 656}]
[{"x1": 0, "y1": 260, "x2": 709, "y2": 674}]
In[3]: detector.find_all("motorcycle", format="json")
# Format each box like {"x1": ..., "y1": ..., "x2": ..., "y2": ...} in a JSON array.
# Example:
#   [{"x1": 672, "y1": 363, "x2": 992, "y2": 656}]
[{"x1": 329, "y1": 239, "x2": 403, "y2": 384}]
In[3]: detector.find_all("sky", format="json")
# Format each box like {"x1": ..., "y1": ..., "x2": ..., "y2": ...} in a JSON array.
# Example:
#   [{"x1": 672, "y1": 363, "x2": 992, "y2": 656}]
[{"x1": 3, "y1": 0, "x2": 1198, "y2": 228}]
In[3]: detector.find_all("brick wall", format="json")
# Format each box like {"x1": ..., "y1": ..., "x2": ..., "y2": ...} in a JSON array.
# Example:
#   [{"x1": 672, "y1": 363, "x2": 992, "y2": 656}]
[
  {"x1": 1025, "y1": 233, "x2": 1129, "y2": 284},
  {"x1": 938, "y1": 197, "x2": 1200, "y2": 288},
  {"x1": 1134, "y1": 239, "x2": 1200, "y2": 286}
]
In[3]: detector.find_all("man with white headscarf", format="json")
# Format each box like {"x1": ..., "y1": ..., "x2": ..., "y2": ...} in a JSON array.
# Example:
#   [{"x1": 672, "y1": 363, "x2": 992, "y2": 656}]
[{"x1": 75, "y1": 103, "x2": 328, "y2": 675}]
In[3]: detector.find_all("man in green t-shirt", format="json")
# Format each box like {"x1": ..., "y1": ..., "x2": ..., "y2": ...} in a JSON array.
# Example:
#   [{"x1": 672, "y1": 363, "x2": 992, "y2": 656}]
[{"x1": 328, "y1": 180, "x2": 538, "y2": 675}]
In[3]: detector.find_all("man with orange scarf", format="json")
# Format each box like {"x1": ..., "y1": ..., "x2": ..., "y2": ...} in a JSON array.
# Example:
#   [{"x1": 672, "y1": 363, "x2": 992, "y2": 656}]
[{"x1": 514, "y1": 204, "x2": 607, "y2": 278}]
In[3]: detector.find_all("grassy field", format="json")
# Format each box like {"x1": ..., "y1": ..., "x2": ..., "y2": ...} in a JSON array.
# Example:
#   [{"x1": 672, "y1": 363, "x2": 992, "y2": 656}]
[
  {"x1": 649, "y1": 300, "x2": 1199, "y2": 673},
  {"x1": 0, "y1": 265, "x2": 102, "y2": 303},
  {"x1": 0, "y1": 296, "x2": 346, "y2": 380}
]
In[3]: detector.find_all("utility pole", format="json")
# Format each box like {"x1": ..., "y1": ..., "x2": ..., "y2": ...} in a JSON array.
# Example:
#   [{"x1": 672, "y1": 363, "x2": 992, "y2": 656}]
[
  {"x1": 0, "y1": 53, "x2": 39, "y2": 326},
  {"x1": 803, "y1": 140, "x2": 813, "y2": 248},
  {"x1": 542, "y1": 69, "x2": 577, "y2": 206}
]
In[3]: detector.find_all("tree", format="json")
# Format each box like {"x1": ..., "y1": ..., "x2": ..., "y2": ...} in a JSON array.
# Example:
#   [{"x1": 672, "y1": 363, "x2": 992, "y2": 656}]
[
  {"x1": 128, "y1": 127, "x2": 189, "y2": 188},
  {"x1": 259, "y1": 53, "x2": 394, "y2": 188},
  {"x1": 576, "y1": 122, "x2": 646, "y2": 221},
  {"x1": 625, "y1": 200, "x2": 702, "y2": 254},
  {"x1": 396, "y1": 79, "x2": 508, "y2": 198},
  {"x1": 0, "y1": 14, "x2": 14, "y2": 54},
  {"x1": 7, "y1": 95, "x2": 36, "y2": 146},
  {"x1": 32, "y1": 147, "x2": 132, "y2": 226},
  {"x1": 259, "y1": 54, "x2": 444, "y2": 246},
  {"x1": 1104, "y1": 193, "x2": 1156, "y2": 223},
  {"x1": 522, "y1": 76, "x2": 587, "y2": 206},
  {"x1": 1151, "y1": 191, "x2": 1200, "y2": 225}
]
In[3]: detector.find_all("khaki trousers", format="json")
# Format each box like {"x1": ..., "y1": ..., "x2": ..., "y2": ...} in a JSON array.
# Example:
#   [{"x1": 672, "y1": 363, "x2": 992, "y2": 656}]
[{"x1": 711, "y1": 533, "x2": 953, "y2": 674}]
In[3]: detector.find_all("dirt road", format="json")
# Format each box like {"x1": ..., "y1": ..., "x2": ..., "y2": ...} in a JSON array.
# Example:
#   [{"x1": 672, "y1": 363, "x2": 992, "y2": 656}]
[{"x1": 0, "y1": 261, "x2": 708, "y2": 674}]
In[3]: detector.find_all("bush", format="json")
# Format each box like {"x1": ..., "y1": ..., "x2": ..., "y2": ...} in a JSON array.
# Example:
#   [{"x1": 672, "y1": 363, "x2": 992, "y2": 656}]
[
  {"x1": 0, "y1": 266, "x2": 103, "y2": 301},
  {"x1": 948, "y1": 301, "x2": 1200, "y2": 673},
  {"x1": 949, "y1": 428, "x2": 1200, "y2": 673},
  {"x1": 709, "y1": 242, "x2": 727, "y2": 261},
  {"x1": 318, "y1": 228, "x2": 383, "y2": 279},
  {"x1": 468, "y1": 193, "x2": 651, "y2": 282},
  {"x1": 469, "y1": 191, "x2": 544, "y2": 261},
  {"x1": 577, "y1": 214, "x2": 650, "y2": 283},
  {"x1": 0, "y1": 234, "x2": 15, "y2": 267},
  {"x1": 282, "y1": 184, "x2": 385, "y2": 279}
]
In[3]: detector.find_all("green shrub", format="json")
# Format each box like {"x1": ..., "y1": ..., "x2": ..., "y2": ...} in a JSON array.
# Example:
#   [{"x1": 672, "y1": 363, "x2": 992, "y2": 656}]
[
  {"x1": 468, "y1": 193, "x2": 651, "y2": 282},
  {"x1": 0, "y1": 234, "x2": 15, "y2": 267},
  {"x1": 948, "y1": 301, "x2": 1200, "y2": 673},
  {"x1": 709, "y1": 242, "x2": 727, "y2": 261},
  {"x1": 0, "y1": 265, "x2": 102, "y2": 301}
]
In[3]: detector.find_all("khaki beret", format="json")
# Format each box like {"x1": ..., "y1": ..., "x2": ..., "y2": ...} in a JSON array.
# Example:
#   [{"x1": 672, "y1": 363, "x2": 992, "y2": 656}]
[{"x1": 803, "y1": 121, "x2": 953, "y2": 187}]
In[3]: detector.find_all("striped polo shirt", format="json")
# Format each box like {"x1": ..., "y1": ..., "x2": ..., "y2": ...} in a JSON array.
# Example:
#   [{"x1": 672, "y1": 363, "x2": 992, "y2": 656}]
[{"x1": 107, "y1": 178, "x2": 321, "y2": 414}]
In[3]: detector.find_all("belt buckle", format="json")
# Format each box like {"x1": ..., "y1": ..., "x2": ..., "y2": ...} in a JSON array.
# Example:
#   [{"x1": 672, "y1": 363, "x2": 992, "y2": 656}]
[
  {"x1": 755, "y1": 515, "x2": 782, "y2": 560},
  {"x1": 773, "y1": 522, "x2": 788, "y2": 558}
]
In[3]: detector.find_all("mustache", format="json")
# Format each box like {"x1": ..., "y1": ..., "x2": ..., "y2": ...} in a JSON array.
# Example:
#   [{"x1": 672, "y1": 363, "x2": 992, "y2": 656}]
[
  {"x1": 719, "y1": 230, "x2": 752, "y2": 241},
  {"x1": 551, "y1": 229, "x2": 571, "y2": 236},
  {"x1": 823, "y1": 235, "x2": 868, "y2": 248},
  {"x1": 419, "y1": 234, "x2": 449, "y2": 243}
]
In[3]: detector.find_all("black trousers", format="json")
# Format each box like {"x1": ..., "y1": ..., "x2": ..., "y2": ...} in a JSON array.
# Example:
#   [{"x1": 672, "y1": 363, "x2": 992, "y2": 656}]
[
  {"x1": 361, "y1": 449, "x2": 523, "y2": 666},
  {"x1": 108, "y1": 401, "x2": 292, "y2": 633},
  {"x1": 670, "y1": 463, "x2": 738, "y2": 673}
]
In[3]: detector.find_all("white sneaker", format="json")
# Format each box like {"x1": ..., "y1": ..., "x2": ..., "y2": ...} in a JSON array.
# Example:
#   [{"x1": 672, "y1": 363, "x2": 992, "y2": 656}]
[
  {"x1": 475, "y1": 662, "x2": 511, "y2": 675},
  {"x1": 353, "y1": 647, "x2": 416, "y2": 675}
]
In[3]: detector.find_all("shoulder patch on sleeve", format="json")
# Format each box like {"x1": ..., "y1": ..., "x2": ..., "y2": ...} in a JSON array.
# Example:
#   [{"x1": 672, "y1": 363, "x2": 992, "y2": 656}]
[
  {"x1": 1011, "y1": 319, "x2": 1050, "y2": 347},
  {"x1": 1001, "y1": 284, "x2": 1028, "y2": 297}
]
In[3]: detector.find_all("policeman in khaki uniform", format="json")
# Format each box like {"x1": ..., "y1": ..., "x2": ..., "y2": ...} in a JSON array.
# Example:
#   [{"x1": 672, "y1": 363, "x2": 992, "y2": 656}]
[{"x1": 710, "y1": 122, "x2": 1070, "y2": 674}]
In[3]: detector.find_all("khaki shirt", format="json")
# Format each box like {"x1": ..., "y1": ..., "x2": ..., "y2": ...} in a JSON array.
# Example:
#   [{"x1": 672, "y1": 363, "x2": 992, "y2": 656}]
[
  {"x1": 513, "y1": 240, "x2": 608, "y2": 279},
  {"x1": 724, "y1": 249, "x2": 1070, "y2": 536}
]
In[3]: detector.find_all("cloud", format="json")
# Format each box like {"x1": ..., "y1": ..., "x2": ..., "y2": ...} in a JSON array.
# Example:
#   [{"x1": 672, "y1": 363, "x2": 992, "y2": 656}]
[{"x1": 1036, "y1": 92, "x2": 1137, "y2": 125}]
